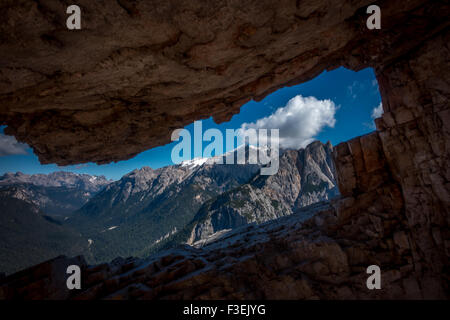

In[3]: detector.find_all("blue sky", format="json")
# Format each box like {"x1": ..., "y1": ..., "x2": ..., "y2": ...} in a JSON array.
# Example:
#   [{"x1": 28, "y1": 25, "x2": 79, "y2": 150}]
[{"x1": 0, "y1": 67, "x2": 382, "y2": 180}]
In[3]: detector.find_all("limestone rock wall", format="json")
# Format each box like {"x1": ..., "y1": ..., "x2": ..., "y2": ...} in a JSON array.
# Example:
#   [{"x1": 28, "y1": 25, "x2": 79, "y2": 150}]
[{"x1": 375, "y1": 31, "x2": 450, "y2": 296}]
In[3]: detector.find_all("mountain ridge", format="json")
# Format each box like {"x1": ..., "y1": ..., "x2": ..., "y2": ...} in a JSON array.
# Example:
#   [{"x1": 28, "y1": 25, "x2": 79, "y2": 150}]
[
  {"x1": 0, "y1": 141, "x2": 338, "y2": 272},
  {"x1": 0, "y1": 171, "x2": 113, "y2": 216},
  {"x1": 155, "y1": 140, "x2": 339, "y2": 248}
]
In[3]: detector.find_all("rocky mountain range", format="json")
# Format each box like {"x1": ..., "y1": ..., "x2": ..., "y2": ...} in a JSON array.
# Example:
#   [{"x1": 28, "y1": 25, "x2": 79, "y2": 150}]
[
  {"x1": 152, "y1": 141, "x2": 339, "y2": 250},
  {"x1": 67, "y1": 145, "x2": 263, "y2": 263},
  {"x1": 0, "y1": 141, "x2": 338, "y2": 273},
  {"x1": 185, "y1": 141, "x2": 338, "y2": 244},
  {"x1": 0, "y1": 172, "x2": 112, "y2": 216},
  {"x1": 0, "y1": 171, "x2": 111, "y2": 191}
]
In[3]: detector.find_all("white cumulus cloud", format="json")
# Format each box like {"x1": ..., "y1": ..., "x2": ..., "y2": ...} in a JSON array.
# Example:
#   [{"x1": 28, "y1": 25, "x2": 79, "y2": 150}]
[
  {"x1": 0, "y1": 133, "x2": 29, "y2": 156},
  {"x1": 240, "y1": 95, "x2": 337, "y2": 149},
  {"x1": 371, "y1": 102, "x2": 383, "y2": 119}
]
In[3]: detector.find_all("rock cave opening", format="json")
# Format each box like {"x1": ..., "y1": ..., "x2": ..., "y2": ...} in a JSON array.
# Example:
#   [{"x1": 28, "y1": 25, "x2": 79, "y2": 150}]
[
  {"x1": 0, "y1": 65, "x2": 385, "y2": 277},
  {"x1": 0, "y1": 0, "x2": 447, "y2": 301}
]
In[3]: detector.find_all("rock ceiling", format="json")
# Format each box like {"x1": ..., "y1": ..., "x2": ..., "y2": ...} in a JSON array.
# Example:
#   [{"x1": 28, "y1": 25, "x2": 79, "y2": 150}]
[{"x1": 0, "y1": 0, "x2": 448, "y2": 165}]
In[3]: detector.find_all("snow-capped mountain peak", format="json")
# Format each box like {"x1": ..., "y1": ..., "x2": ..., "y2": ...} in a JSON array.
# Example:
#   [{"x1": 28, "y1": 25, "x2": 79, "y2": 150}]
[{"x1": 180, "y1": 157, "x2": 209, "y2": 168}]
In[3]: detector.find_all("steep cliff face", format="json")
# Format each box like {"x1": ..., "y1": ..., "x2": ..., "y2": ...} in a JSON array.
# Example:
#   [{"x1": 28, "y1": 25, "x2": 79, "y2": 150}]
[
  {"x1": 0, "y1": 1, "x2": 448, "y2": 300},
  {"x1": 375, "y1": 32, "x2": 450, "y2": 297},
  {"x1": 186, "y1": 141, "x2": 338, "y2": 243}
]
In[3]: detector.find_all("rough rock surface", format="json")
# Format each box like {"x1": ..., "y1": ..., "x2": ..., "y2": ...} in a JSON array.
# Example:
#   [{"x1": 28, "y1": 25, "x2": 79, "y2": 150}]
[
  {"x1": 1, "y1": 0, "x2": 448, "y2": 165},
  {"x1": 0, "y1": 1, "x2": 448, "y2": 299}
]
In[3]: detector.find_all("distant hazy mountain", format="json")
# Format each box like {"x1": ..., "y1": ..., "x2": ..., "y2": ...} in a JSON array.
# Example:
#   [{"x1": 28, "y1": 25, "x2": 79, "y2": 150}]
[
  {"x1": 0, "y1": 171, "x2": 111, "y2": 191},
  {"x1": 0, "y1": 171, "x2": 112, "y2": 215}
]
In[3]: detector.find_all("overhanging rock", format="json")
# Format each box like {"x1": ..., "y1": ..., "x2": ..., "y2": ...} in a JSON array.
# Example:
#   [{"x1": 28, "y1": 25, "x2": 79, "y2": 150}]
[{"x1": 0, "y1": 0, "x2": 448, "y2": 165}]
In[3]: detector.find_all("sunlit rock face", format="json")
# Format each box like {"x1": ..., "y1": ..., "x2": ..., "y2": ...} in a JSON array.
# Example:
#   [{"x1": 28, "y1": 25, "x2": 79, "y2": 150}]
[
  {"x1": 0, "y1": 1, "x2": 449, "y2": 299},
  {"x1": 0, "y1": 0, "x2": 447, "y2": 165},
  {"x1": 186, "y1": 141, "x2": 338, "y2": 244}
]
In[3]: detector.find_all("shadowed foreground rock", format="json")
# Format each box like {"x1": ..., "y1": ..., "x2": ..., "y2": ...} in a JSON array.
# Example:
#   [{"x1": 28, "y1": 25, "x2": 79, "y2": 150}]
[{"x1": 0, "y1": 0, "x2": 448, "y2": 299}]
